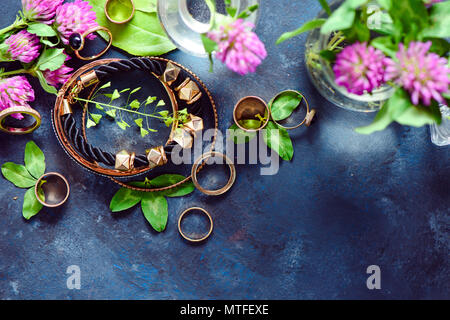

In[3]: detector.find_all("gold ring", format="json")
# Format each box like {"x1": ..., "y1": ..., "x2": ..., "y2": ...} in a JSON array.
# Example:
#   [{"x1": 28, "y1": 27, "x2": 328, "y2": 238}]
[
  {"x1": 35, "y1": 172, "x2": 70, "y2": 208},
  {"x1": 0, "y1": 106, "x2": 41, "y2": 135},
  {"x1": 178, "y1": 207, "x2": 213, "y2": 242},
  {"x1": 191, "y1": 151, "x2": 236, "y2": 196},
  {"x1": 233, "y1": 96, "x2": 270, "y2": 132},
  {"x1": 105, "y1": 0, "x2": 135, "y2": 24},
  {"x1": 269, "y1": 90, "x2": 316, "y2": 130},
  {"x1": 74, "y1": 26, "x2": 113, "y2": 61}
]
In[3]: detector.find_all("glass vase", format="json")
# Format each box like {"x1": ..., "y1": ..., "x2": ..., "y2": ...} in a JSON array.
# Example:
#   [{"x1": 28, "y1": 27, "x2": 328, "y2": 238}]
[
  {"x1": 304, "y1": 0, "x2": 394, "y2": 112},
  {"x1": 157, "y1": 0, "x2": 260, "y2": 57},
  {"x1": 430, "y1": 105, "x2": 450, "y2": 146}
]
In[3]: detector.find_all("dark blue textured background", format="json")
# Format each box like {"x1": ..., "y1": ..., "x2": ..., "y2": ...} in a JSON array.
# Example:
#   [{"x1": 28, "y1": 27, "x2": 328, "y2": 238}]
[{"x1": 0, "y1": 0, "x2": 449, "y2": 300}]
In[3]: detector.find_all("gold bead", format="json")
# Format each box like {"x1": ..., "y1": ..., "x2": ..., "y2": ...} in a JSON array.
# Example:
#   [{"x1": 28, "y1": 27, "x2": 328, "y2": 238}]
[
  {"x1": 161, "y1": 62, "x2": 181, "y2": 85},
  {"x1": 176, "y1": 79, "x2": 202, "y2": 104},
  {"x1": 115, "y1": 150, "x2": 135, "y2": 171},
  {"x1": 146, "y1": 146, "x2": 168, "y2": 169},
  {"x1": 183, "y1": 114, "x2": 204, "y2": 136},
  {"x1": 172, "y1": 128, "x2": 193, "y2": 149}
]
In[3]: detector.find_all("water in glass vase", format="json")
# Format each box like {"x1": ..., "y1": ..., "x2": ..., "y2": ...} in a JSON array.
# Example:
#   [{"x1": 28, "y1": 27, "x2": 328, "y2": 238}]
[{"x1": 157, "y1": 0, "x2": 259, "y2": 57}]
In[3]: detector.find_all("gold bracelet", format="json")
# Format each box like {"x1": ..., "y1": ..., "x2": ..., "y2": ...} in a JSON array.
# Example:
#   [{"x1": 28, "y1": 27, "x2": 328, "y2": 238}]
[
  {"x1": 0, "y1": 106, "x2": 41, "y2": 135},
  {"x1": 178, "y1": 207, "x2": 213, "y2": 242}
]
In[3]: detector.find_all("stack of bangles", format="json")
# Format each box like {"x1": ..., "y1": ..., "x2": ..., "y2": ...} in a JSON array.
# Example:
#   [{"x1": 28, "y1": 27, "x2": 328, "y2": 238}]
[{"x1": 53, "y1": 57, "x2": 207, "y2": 177}]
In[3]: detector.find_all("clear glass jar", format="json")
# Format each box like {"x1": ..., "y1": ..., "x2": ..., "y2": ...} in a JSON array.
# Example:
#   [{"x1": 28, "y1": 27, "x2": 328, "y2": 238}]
[
  {"x1": 157, "y1": 0, "x2": 260, "y2": 57},
  {"x1": 304, "y1": 0, "x2": 395, "y2": 112},
  {"x1": 430, "y1": 105, "x2": 450, "y2": 146}
]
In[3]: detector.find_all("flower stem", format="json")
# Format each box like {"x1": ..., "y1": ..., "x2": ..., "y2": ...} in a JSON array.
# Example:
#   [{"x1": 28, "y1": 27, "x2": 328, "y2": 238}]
[
  {"x1": 0, "y1": 69, "x2": 30, "y2": 78},
  {"x1": 74, "y1": 97, "x2": 167, "y2": 120},
  {"x1": 0, "y1": 18, "x2": 27, "y2": 37}
]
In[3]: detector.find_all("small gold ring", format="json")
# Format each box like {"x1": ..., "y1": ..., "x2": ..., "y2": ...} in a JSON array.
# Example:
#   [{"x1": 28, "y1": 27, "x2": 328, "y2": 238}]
[
  {"x1": 105, "y1": 0, "x2": 135, "y2": 24},
  {"x1": 0, "y1": 106, "x2": 41, "y2": 135},
  {"x1": 269, "y1": 90, "x2": 316, "y2": 130},
  {"x1": 74, "y1": 26, "x2": 113, "y2": 61},
  {"x1": 178, "y1": 207, "x2": 213, "y2": 242},
  {"x1": 191, "y1": 151, "x2": 236, "y2": 196},
  {"x1": 35, "y1": 172, "x2": 70, "y2": 208}
]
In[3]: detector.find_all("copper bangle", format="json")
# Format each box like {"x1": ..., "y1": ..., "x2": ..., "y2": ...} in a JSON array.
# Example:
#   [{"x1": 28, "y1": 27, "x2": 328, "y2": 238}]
[
  {"x1": 269, "y1": 90, "x2": 316, "y2": 130},
  {"x1": 178, "y1": 207, "x2": 213, "y2": 242},
  {"x1": 105, "y1": 0, "x2": 135, "y2": 24},
  {"x1": 74, "y1": 26, "x2": 113, "y2": 61},
  {"x1": 0, "y1": 106, "x2": 41, "y2": 135},
  {"x1": 191, "y1": 151, "x2": 236, "y2": 196}
]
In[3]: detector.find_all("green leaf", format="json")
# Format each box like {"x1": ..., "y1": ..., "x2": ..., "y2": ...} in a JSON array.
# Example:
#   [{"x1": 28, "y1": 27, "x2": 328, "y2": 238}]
[
  {"x1": 396, "y1": 103, "x2": 442, "y2": 127},
  {"x1": 134, "y1": 0, "x2": 156, "y2": 13},
  {"x1": 226, "y1": 6, "x2": 237, "y2": 18},
  {"x1": 321, "y1": 0, "x2": 367, "y2": 34},
  {"x1": 1, "y1": 162, "x2": 37, "y2": 188},
  {"x1": 140, "y1": 127, "x2": 149, "y2": 137},
  {"x1": 130, "y1": 87, "x2": 142, "y2": 95},
  {"x1": 40, "y1": 38, "x2": 59, "y2": 47},
  {"x1": 149, "y1": 174, "x2": 195, "y2": 198},
  {"x1": 201, "y1": 33, "x2": 218, "y2": 53},
  {"x1": 105, "y1": 109, "x2": 117, "y2": 118},
  {"x1": 319, "y1": 49, "x2": 336, "y2": 62},
  {"x1": 134, "y1": 118, "x2": 144, "y2": 127},
  {"x1": 130, "y1": 99, "x2": 141, "y2": 109},
  {"x1": 90, "y1": 113, "x2": 102, "y2": 124},
  {"x1": 371, "y1": 36, "x2": 398, "y2": 58},
  {"x1": 277, "y1": 19, "x2": 326, "y2": 44},
  {"x1": 238, "y1": 119, "x2": 263, "y2": 130},
  {"x1": 158, "y1": 110, "x2": 169, "y2": 117},
  {"x1": 111, "y1": 89, "x2": 121, "y2": 101},
  {"x1": 27, "y1": 22, "x2": 57, "y2": 37},
  {"x1": 35, "y1": 70, "x2": 58, "y2": 95},
  {"x1": 145, "y1": 96, "x2": 156, "y2": 105},
  {"x1": 420, "y1": 1, "x2": 450, "y2": 39},
  {"x1": 343, "y1": 9, "x2": 370, "y2": 43},
  {"x1": 156, "y1": 100, "x2": 165, "y2": 107},
  {"x1": 22, "y1": 187, "x2": 43, "y2": 220},
  {"x1": 270, "y1": 91, "x2": 303, "y2": 121},
  {"x1": 141, "y1": 193, "x2": 168, "y2": 232},
  {"x1": 386, "y1": 0, "x2": 427, "y2": 41},
  {"x1": 117, "y1": 120, "x2": 130, "y2": 130},
  {"x1": 355, "y1": 88, "x2": 413, "y2": 135},
  {"x1": 120, "y1": 88, "x2": 130, "y2": 93},
  {"x1": 228, "y1": 124, "x2": 257, "y2": 144},
  {"x1": 36, "y1": 48, "x2": 65, "y2": 72},
  {"x1": 110, "y1": 187, "x2": 142, "y2": 212},
  {"x1": 99, "y1": 82, "x2": 111, "y2": 90},
  {"x1": 263, "y1": 121, "x2": 294, "y2": 161},
  {"x1": 87, "y1": 118, "x2": 97, "y2": 128},
  {"x1": 88, "y1": 0, "x2": 176, "y2": 56},
  {"x1": 376, "y1": 0, "x2": 392, "y2": 10},
  {"x1": 318, "y1": 0, "x2": 332, "y2": 15},
  {"x1": 24, "y1": 141, "x2": 45, "y2": 180}
]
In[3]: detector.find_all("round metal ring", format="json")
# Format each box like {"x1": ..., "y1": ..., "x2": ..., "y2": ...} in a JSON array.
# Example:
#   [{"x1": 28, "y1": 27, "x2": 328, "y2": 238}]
[
  {"x1": 191, "y1": 151, "x2": 236, "y2": 196},
  {"x1": 0, "y1": 106, "x2": 41, "y2": 135},
  {"x1": 268, "y1": 90, "x2": 316, "y2": 130},
  {"x1": 178, "y1": 207, "x2": 213, "y2": 242},
  {"x1": 233, "y1": 96, "x2": 270, "y2": 133},
  {"x1": 105, "y1": 0, "x2": 135, "y2": 24},
  {"x1": 35, "y1": 172, "x2": 70, "y2": 208},
  {"x1": 74, "y1": 26, "x2": 113, "y2": 61}
]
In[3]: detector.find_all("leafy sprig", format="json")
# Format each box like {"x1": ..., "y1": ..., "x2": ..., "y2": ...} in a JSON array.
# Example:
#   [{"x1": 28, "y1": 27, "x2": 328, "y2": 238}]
[
  {"x1": 1, "y1": 141, "x2": 46, "y2": 219},
  {"x1": 110, "y1": 174, "x2": 195, "y2": 232},
  {"x1": 74, "y1": 82, "x2": 191, "y2": 138}
]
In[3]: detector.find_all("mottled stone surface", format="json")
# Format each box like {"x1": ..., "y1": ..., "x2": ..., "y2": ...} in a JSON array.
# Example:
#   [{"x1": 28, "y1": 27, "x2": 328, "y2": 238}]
[{"x1": 0, "y1": 0, "x2": 448, "y2": 300}]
